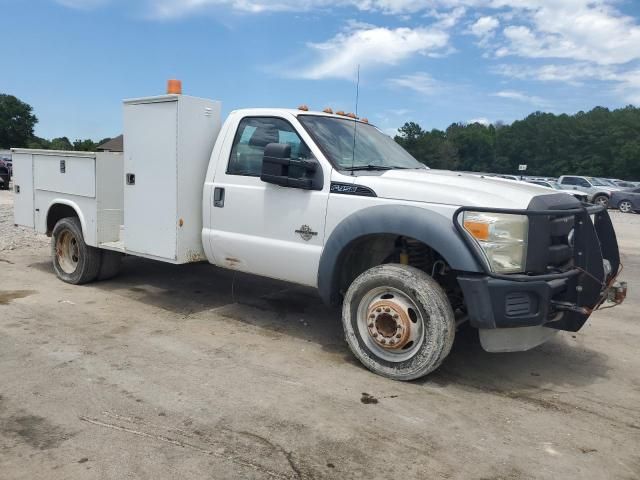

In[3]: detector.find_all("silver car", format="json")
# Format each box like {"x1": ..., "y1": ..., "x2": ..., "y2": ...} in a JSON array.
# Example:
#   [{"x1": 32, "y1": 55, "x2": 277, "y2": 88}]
[{"x1": 557, "y1": 175, "x2": 620, "y2": 207}]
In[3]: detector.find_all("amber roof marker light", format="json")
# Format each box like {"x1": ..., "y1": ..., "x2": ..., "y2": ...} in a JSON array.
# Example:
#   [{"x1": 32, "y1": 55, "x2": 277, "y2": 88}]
[{"x1": 167, "y1": 79, "x2": 182, "y2": 95}]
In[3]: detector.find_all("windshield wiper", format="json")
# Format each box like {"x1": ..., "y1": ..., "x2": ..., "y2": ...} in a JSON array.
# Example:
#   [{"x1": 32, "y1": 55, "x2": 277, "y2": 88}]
[{"x1": 343, "y1": 165, "x2": 398, "y2": 171}]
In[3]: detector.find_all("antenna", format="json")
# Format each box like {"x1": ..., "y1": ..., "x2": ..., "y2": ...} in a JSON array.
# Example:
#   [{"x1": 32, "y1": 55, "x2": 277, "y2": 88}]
[{"x1": 350, "y1": 64, "x2": 360, "y2": 176}]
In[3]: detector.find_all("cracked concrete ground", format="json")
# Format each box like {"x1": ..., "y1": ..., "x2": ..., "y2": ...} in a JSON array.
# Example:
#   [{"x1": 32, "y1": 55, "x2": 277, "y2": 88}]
[{"x1": 0, "y1": 189, "x2": 639, "y2": 479}]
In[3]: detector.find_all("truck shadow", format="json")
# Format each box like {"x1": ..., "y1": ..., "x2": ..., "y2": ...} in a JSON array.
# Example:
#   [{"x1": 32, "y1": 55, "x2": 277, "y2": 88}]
[
  {"x1": 92, "y1": 255, "x2": 346, "y2": 349},
  {"x1": 424, "y1": 326, "x2": 611, "y2": 392},
  {"x1": 89, "y1": 256, "x2": 610, "y2": 391}
]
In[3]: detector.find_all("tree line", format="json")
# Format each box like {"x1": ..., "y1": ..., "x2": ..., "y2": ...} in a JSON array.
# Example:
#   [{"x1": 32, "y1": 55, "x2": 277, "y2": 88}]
[
  {"x1": 394, "y1": 106, "x2": 640, "y2": 180},
  {"x1": 2, "y1": 92, "x2": 639, "y2": 179},
  {"x1": 0, "y1": 94, "x2": 112, "y2": 152}
]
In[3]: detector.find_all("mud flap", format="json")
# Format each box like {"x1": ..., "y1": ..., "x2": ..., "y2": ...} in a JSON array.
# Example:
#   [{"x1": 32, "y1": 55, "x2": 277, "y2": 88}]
[{"x1": 479, "y1": 326, "x2": 559, "y2": 353}]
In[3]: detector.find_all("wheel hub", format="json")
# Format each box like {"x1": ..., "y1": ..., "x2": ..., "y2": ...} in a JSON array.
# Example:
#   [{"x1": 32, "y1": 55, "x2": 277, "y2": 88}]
[
  {"x1": 56, "y1": 230, "x2": 79, "y2": 274},
  {"x1": 366, "y1": 300, "x2": 412, "y2": 350}
]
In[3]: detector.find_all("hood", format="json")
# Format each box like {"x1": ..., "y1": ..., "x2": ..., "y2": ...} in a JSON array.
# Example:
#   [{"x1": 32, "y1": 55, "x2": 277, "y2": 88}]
[{"x1": 340, "y1": 169, "x2": 563, "y2": 209}]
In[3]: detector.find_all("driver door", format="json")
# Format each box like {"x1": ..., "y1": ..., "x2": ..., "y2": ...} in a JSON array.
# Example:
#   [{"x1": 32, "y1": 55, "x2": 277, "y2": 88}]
[{"x1": 208, "y1": 115, "x2": 329, "y2": 287}]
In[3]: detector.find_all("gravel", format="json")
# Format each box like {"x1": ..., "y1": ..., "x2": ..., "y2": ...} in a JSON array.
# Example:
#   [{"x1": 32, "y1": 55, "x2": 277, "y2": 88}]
[{"x1": 0, "y1": 190, "x2": 50, "y2": 252}]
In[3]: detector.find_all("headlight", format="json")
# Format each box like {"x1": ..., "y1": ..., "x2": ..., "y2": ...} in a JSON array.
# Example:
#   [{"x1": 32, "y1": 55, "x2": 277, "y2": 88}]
[{"x1": 462, "y1": 211, "x2": 528, "y2": 273}]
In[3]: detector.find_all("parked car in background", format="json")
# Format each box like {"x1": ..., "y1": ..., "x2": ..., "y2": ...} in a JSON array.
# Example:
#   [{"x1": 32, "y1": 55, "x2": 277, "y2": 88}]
[
  {"x1": 611, "y1": 188, "x2": 640, "y2": 213},
  {"x1": 557, "y1": 175, "x2": 620, "y2": 207},
  {"x1": 496, "y1": 174, "x2": 521, "y2": 181},
  {"x1": 609, "y1": 179, "x2": 637, "y2": 189},
  {"x1": 593, "y1": 178, "x2": 623, "y2": 189},
  {"x1": 0, "y1": 159, "x2": 10, "y2": 190},
  {"x1": 526, "y1": 180, "x2": 589, "y2": 202}
]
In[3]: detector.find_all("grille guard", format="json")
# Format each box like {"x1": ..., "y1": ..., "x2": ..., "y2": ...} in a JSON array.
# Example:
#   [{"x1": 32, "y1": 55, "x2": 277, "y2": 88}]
[{"x1": 454, "y1": 203, "x2": 622, "y2": 332}]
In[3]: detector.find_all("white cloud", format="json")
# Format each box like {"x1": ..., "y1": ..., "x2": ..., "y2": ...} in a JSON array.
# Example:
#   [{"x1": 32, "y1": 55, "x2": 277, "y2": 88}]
[
  {"x1": 492, "y1": 90, "x2": 547, "y2": 105},
  {"x1": 299, "y1": 27, "x2": 449, "y2": 80},
  {"x1": 429, "y1": 6, "x2": 467, "y2": 29},
  {"x1": 388, "y1": 108, "x2": 412, "y2": 116},
  {"x1": 55, "y1": 0, "x2": 107, "y2": 8},
  {"x1": 388, "y1": 72, "x2": 444, "y2": 96},
  {"x1": 494, "y1": 63, "x2": 640, "y2": 105},
  {"x1": 468, "y1": 117, "x2": 491, "y2": 125},
  {"x1": 489, "y1": 1, "x2": 640, "y2": 66},
  {"x1": 470, "y1": 16, "x2": 499, "y2": 37},
  {"x1": 51, "y1": 0, "x2": 640, "y2": 105},
  {"x1": 149, "y1": 0, "x2": 447, "y2": 18},
  {"x1": 493, "y1": 62, "x2": 622, "y2": 85}
]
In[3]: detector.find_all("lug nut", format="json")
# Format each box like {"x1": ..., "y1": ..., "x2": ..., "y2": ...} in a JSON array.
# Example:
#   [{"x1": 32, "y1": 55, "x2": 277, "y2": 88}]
[
  {"x1": 393, "y1": 314, "x2": 399, "y2": 319},
  {"x1": 384, "y1": 308, "x2": 391, "y2": 313},
  {"x1": 368, "y1": 323, "x2": 374, "y2": 328},
  {"x1": 396, "y1": 333, "x2": 401, "y2": 339},
  {"x1": 376, "y1": 308, "x2": 382, "y2": 313},
  {"x1": 373, "y1": 333, "x2": 378, "y2": 338},
  {"x1": 369, "y1": 314, "x2": 375, "y2": 319},
  {"x1": 380, "y1": 339, "x2": 386, "y2": 344},
  {"x1": 389, "y1": 339, "x2": 395, "y2": 345}
]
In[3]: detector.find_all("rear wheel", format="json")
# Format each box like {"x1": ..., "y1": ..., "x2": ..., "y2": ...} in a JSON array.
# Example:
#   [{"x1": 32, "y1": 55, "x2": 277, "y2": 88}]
[
  {"x1": 618, "y1": 200, "x2": 633, "y2": 213},
  {"x1": 342, "y1": 264, "x2": 455, "y2": 381},
  {"x1": 52, "y1": 217, "x2": 101, "y2": 284},
  {"x1": 593, "y1": 195, "x2": 609, "y2": 208}
]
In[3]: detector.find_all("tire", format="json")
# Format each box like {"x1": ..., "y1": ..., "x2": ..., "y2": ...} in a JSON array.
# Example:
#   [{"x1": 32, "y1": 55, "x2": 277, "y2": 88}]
[
  {"x1": 97, "y1": 250, "x2": 123, "y2": 281},
  {"x1": 342, "y1": 264, "x2": 455, "y2": 381},
  {"x1": 52, "y1": 217, "x2": 101, "y2": 284},
  {"x1": 618, "y1": 200, "x2": 633, "y2": 214},
  {"x1": 593, "y1": 195, "x2": 609, "y2": 208}
]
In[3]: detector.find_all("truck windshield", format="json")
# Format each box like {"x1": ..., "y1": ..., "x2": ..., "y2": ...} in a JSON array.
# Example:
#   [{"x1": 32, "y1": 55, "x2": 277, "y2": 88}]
[
  {"x1": 298, "y1": 115, "x2": 427, "y2": 171},
  {"x1": 589, "y1": 177, "x2": 610, "y2": 187},
  {"x1": 593, "y1": 177, "x2": 616, "y2": 187}
]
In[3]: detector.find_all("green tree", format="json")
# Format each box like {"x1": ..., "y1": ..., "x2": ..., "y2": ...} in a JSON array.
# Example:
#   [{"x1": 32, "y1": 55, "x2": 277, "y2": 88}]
[
  {"x1": 73, "y1": 139, "x2": 98, "y2": 151},
  {"x1": 50, "y1": 137, "x2": 73, "y2": 150},
  {"x1": 0, "y1": 94, "x2": 38, "y2": 148},
  {"x1": 27, "y1": 136, "x2": 51, "y2": 149},
  {"x1": 394, "y1": 105, "x2": 640, "y2": 180}
]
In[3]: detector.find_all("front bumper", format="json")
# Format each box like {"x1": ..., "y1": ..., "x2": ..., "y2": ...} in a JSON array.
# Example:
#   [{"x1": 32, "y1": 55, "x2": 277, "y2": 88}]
[{"x1": 456, "y1": 199, "x2": 624, "y2": 333}]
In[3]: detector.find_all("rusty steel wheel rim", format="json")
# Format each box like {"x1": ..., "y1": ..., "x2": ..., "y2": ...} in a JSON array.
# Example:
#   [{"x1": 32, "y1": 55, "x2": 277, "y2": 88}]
[
  {"x1": 56, "y1": 230, "x2": 79, "y2": 274},
  {"x1": 357, "y1": 287, "x2": 425, "y2": 362}
]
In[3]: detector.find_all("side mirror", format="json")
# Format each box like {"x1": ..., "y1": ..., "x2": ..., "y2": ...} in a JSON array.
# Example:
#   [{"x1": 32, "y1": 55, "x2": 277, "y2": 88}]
[{"x1": 261, "y1": 143, "x2": 321, "y2": 190}]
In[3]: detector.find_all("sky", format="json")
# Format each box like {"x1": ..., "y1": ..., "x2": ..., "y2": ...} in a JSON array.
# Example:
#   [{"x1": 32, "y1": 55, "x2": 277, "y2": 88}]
[{"x1": 2, "y1": 0, "x2": 640, "y2": 140}]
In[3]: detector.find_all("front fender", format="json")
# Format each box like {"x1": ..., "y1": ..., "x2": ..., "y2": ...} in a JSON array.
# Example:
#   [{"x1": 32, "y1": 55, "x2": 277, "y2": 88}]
[{"x1": 317, "y1": 205, "x2": 482, "y2": 305}]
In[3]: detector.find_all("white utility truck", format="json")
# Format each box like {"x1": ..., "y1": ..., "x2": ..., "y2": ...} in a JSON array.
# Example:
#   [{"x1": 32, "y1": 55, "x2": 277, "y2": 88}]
[{"x1": 12, "y1": 86, "x2": 626, "y2": 380}]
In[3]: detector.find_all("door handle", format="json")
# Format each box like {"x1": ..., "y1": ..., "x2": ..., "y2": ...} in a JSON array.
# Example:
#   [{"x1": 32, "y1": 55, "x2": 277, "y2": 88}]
[{"x1": 214, "y1": 187, "x2": 225, "y2": 208}]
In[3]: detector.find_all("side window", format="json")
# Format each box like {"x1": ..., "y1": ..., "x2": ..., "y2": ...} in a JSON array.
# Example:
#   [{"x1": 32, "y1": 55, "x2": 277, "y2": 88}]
[
  {"x1": 227, "y1": 117, "x2": 311, "y2": 177},
  {"x1": 577, "y1": 178, "x2": 591, "y2": 187},
  {"x1": 561, "y1": 177, "x2": 577, "y2": 185}
]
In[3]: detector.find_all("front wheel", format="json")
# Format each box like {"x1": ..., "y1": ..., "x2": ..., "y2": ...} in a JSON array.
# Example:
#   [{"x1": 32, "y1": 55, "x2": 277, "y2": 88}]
[
  {"x1": 342, "y1": 264, "x2": 455, "y2": 381},
  {"x1": 52, "y1": 217, "x2": 101, "y2": 284},
  {"x1": 618, "y1": 200, "x2": 633, "y2": 214},
  {"x1": 593, "y1": 195, "x2": 609, "y2": 208}
]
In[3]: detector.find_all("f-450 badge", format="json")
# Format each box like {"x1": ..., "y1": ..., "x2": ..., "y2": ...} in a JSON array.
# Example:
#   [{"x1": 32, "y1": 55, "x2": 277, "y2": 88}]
[{"x1": 295, "y1": 225, "x2": 318, "y2": 241}]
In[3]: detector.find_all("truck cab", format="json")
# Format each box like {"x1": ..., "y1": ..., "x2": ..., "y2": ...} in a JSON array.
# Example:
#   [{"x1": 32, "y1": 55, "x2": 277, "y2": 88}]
[{"x1": 12, "y1": 90, "x2": 627, "y2": 381}]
